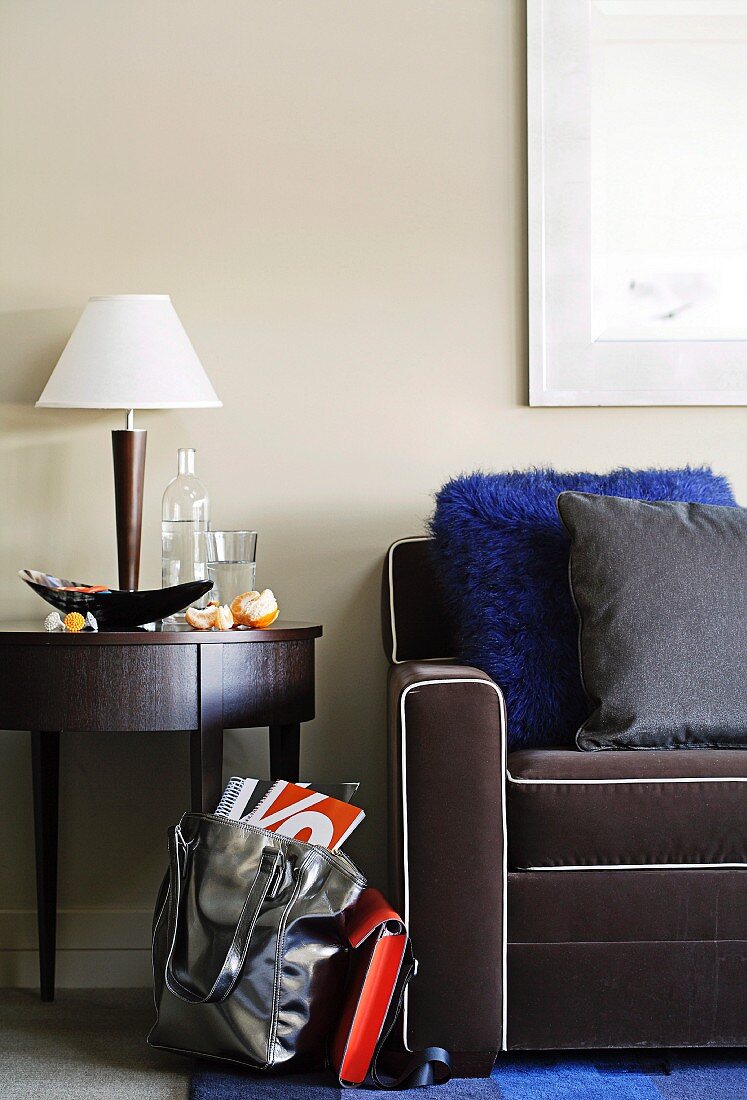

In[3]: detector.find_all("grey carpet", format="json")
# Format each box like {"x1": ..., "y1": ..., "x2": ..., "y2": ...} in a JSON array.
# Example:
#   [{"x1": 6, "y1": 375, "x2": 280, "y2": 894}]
[{"x1": 0, "y1": 988, "x2": 190, "y2": 1099}]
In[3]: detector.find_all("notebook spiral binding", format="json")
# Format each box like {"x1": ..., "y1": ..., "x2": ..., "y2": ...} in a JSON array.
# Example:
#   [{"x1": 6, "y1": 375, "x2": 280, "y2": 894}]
[{"x1": 214, "y1": 776, "x2": 244, "y2": 817}]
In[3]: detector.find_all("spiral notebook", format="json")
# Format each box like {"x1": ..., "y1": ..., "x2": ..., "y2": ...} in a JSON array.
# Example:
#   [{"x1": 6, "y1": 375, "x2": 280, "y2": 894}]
[
  {"x1": 246, "y1": 780, "x2": 365, "y2": 850},
  {"x1": 215, "y1": 777, "x2": 359, "y2": 819},
  {"x1": 215, "y1": 776, "x2": 363, "y2": 850}
]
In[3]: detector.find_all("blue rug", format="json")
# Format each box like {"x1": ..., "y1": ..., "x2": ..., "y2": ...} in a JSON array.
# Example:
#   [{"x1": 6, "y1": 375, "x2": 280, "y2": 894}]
[{"x1": 190, "y1": 1052, "x2": 747, "y2": 1099}]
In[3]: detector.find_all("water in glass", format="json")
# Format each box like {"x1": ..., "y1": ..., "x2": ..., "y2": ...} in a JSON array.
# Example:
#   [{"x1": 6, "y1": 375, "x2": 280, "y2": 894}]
[{"x1": 207, "y1": 560, "x2": 257, "y2": 606}]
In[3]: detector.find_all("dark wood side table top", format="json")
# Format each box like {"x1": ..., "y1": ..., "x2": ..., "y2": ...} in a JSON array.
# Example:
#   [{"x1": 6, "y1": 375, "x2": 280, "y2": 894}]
[
  {"x1": 0, "y1": 616, "x2": 323, "y2": 1002},
  {"x1": 0, "y1": 619, "x2": 322, "y2": 643}
]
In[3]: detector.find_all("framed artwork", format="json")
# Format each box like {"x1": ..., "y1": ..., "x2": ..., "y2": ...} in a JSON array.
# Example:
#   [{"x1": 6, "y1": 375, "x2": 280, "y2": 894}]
[{"x1": 528, "y1": 0, "x2": 747, "y2": 406}]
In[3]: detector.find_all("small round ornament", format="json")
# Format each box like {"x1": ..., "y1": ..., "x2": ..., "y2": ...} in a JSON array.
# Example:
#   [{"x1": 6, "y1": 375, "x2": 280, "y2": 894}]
[
  {"x1": 63, "y1": 612, "x2": 86, "y2": 633},
  {"x1": 44, "y1": 612, "x2": 64, "y2": 632}
]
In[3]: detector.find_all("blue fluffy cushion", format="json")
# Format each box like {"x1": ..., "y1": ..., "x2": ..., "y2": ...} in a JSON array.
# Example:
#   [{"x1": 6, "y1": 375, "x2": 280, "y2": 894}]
[{"x1": 429, "y1": 467, "x2": 736, "y2": 748}]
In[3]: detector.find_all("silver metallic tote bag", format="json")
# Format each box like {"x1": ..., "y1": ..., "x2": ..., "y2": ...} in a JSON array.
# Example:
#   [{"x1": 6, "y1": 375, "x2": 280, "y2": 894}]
[{"x1": 148, "y1": 812, "x2": 366, "y2": 1070}]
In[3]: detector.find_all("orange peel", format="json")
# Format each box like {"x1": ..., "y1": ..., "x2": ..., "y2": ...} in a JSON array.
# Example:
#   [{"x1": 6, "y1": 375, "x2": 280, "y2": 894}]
[{"x1": 230, "y1": 589, "x2": 279, "y2": 629}]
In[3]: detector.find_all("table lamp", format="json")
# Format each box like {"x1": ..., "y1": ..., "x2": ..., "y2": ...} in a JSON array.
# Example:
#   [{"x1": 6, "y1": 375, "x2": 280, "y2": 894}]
[{"x1": 36, "y1": 295, "x2": 221, "y2": 591}]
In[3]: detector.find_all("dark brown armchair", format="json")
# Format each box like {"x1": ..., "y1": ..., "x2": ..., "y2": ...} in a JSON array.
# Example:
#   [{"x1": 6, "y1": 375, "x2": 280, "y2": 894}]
[{"x1": 383, "y1": 537, "x2": 747, "y2": 1077}]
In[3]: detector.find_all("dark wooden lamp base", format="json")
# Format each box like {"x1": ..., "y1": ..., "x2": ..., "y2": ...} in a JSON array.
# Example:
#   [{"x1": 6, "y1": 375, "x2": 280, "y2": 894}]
[{"x1": 111, "y1": 428, "x2": 147, "y2": 591}]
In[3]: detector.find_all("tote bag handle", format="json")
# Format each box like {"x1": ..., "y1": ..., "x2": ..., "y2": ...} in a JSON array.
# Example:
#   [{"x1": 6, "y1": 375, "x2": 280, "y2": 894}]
[{"x1": 164, "y1": 826, "x2": 284, "y2": 1004}]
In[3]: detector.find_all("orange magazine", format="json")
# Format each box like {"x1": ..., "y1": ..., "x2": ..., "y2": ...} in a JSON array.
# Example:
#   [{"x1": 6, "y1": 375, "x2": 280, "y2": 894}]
[{"x1": 245, "y1": 780, "x2": 365, "y2": 850}]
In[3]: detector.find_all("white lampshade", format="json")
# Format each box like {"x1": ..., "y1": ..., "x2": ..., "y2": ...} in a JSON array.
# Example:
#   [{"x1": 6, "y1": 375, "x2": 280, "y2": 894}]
[{"x1": 36, "y1": 295, "x2": 221, "y2": 409}]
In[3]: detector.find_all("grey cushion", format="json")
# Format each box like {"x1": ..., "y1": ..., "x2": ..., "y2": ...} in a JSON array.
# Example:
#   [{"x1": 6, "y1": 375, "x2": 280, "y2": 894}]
[{"x1": 556, "y1": 492, "x2": 747, "y2": 750}]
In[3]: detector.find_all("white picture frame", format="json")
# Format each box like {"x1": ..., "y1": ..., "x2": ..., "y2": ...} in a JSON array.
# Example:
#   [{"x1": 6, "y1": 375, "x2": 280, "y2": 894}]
[{"x1": 527, "y1": 0, "x2": 747, "y2": 406}]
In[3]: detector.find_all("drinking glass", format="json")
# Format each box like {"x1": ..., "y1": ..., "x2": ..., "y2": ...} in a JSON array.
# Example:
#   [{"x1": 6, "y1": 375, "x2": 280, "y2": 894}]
[{"x1": 204, "y1": 531, "x2": 258, "y2": 606}]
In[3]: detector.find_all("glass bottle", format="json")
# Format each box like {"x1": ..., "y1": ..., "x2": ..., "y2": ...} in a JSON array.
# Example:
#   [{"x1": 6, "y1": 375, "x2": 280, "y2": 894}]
[{"x1": 161, "y1": 448, "x2": 210, "y2": 621}]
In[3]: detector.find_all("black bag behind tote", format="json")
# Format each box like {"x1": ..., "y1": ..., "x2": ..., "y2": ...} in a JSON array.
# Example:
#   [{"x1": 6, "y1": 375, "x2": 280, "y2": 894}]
[{"x1": 148, "y1": 812, "x2": 366, "y2": 1070}]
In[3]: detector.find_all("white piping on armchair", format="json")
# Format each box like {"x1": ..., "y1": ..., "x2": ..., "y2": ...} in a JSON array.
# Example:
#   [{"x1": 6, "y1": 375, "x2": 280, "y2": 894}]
[
  {"x1": 387, "y1": 538, "x2": 451, "y2": 665},
  {"x1": 399, "y1": 677, "x2": 509, "y2": 1053}
]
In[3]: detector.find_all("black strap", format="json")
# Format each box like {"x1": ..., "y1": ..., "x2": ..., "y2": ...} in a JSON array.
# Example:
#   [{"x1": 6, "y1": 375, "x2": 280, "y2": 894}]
[
  {"x1": 367, "y1": 940, "x2": 452, "y2": 1090},
  {"x1": 164, "y1": 827, "x2": 284, "y2": 1005}
]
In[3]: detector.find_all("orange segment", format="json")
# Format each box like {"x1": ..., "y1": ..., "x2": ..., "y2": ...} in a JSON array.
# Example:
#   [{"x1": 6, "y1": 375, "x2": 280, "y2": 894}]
[
  {"x1": 185, "y1": 606, "x2": 217, "y2": 630},
  {"x1": 213, "y1": 604, "x2": 234, "y2": 631}
]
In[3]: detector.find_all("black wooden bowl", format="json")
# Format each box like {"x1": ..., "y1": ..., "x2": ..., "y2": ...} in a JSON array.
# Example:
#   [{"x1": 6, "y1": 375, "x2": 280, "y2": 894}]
[{"x1": 19, "y1": 570, "x2": 213, "y2": 628}]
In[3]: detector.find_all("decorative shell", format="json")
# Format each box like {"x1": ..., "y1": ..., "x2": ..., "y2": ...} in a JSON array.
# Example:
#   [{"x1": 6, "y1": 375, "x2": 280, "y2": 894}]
[
  {"x1": 44, "y1": 612, "x2": 64, "y2": 633},
  {"x1": 230, "y1": 589, "x2": 279, "y2": 629},
  {"x1": 86, "y1": 612, "x2": 99, "y2": 632},
  {"x1": 63, "y1": 611, "x2": 86, "y2": 633}
]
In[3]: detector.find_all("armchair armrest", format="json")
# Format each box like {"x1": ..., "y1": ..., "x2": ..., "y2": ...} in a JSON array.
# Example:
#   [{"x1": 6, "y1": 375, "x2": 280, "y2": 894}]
[{"x1": 388, "y1": 661, "x2": 507, "y2": 1074}]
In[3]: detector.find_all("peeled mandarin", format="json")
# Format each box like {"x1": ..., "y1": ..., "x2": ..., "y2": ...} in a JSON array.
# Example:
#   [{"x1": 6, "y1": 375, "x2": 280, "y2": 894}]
[
  {"x1": 213, "y1": 604, "x2": 234, "y2": 631},
  {"x1": 230, "y1": 591, "x2": 259, "y2": 620},
  {"x1": 251, "y1": 607, "x2": 279, "y2": 629},
  {"x1": 185, "y1": 605, "x2": 218, "y2": 630},
  {"x1": 231, "y1": 589, "x2": 279, "y2": 629}
]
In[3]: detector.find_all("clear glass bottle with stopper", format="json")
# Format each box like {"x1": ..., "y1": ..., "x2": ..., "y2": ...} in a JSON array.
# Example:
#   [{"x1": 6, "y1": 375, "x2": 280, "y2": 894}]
[{"x1": 161, "y1": 448, "x2": 210, "y2": 621}]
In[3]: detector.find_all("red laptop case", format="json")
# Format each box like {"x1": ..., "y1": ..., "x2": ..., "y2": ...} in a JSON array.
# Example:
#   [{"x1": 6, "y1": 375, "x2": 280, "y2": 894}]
[{"x1": 330, "y1": 888, "x2": 450, "y2": 1089}]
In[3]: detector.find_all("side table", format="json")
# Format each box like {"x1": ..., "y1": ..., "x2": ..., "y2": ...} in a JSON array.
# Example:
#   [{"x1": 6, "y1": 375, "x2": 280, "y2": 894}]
[{"x1": 0, "y1": 619, "x2": 322, "y2": 1001}]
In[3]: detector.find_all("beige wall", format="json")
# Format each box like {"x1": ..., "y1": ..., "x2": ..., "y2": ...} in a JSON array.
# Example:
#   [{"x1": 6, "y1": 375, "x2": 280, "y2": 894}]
[{"x1": 0, "y1": 0, "x2": 744, "y2": 985}]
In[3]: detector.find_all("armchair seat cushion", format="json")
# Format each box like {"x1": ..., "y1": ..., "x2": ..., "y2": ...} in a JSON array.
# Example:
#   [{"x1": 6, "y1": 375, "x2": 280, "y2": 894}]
[{"x1": 507, "y1": 748, "x2": 747, "y2": 870}]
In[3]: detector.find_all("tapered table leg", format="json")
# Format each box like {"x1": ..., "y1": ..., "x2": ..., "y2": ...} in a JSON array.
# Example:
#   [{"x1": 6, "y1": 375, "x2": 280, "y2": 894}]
[
  {"x1": 31, "y1": 731, "x2": 60, "y2": 1002},
  {"x1": 269, "y1": 723, "x2": 301, "y2": 782},
  {"x1": 191, "y1": 644, "x2": 224, "y2": 812}
]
